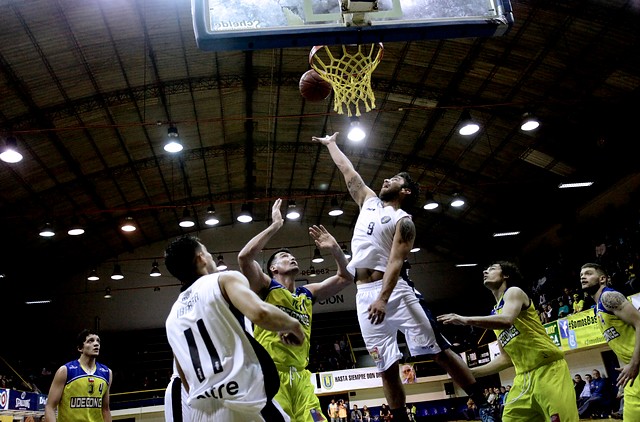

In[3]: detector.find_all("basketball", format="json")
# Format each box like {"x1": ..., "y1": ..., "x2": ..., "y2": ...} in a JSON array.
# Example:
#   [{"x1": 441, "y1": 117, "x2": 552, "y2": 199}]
[{"x1": 299, "y1": 69, "x2": 332, "y2": 101}]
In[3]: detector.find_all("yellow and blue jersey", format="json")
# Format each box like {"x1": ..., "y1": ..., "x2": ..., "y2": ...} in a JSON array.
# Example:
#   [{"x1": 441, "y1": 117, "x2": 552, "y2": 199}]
[{"x1": 57, "y1": 360, "x2": 110, "y2": 422}]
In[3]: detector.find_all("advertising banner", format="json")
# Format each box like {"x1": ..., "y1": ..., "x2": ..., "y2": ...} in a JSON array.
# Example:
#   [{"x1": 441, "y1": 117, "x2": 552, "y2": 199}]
[{"x1": 7, "y1": 390, "x2": 39, "y2": 411}]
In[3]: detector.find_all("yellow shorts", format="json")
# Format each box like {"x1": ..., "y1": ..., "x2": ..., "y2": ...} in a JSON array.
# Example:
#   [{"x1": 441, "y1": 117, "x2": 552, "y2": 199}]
[
  {"x1": 623, "y1": 375, "x2": 640, "y2": 421},
  {"x1": 502, "y1": 359, "x2": 578, "y2": 422},
  {"x1": 275, "y1": 368, "x2": 326, "y2": 422}
]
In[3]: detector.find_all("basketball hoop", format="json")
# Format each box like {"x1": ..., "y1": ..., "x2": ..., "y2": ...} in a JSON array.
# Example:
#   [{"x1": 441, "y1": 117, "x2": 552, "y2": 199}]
[{"x1": 309, "y1": 43, "x2": 384, "y2": 117}]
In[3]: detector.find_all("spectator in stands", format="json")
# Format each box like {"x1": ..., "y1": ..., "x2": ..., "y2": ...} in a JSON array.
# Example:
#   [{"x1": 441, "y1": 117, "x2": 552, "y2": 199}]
[
  {"x1": 557, "y1": 300, "x2": 570, "y2": 318},
  {"x1": 351, "y1": 404, "x2": 363, "y2": 421},
  {"x1": 406, "y1": 403, "x2": 417, "y2": 421},
  {"x1": 578, "y1": 374, "x2": 592, "y2": 407},
  {"x1": 380, "y1": 403, "x2": 391, "y2": 422},
  {"x1": 328, "y1": 399, "x2": 338, "y2": 422},
  {"x1": 578, "y1": 369, "x2": 610, "y2": 418},
  {"x1": 44, "y1": 329, "x2": 112, "y2": 422},
  {"x1": 463, "y1": 398, "x2": 480, "y2": 421},
  {"x1": 362, "y1": 405, "x2": 371, "y2": 422},
  {"x1": 544, "y1": 303, "x2": 554, "y2": 322},
  {"x1": 582, "y1": 290, "x2": 596, "y2": 309},
  {"x1": 572, "y1": 293, "x2": 584, "y2": 314},
  {"x1": 538, "y1": 305, "x2": 549, "y2": 324},
  {"x1": 338, "y1": 399, "x2": 348, "y2": 422},
  {"x1": 573, "y1": 374, "x2": 586, "y2": 405}
]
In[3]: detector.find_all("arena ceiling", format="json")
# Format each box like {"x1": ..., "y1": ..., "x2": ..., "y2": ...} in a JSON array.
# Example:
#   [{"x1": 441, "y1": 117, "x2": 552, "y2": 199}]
[{"x1": 1, "y1": 0, "x2": 639, "y2": 307}]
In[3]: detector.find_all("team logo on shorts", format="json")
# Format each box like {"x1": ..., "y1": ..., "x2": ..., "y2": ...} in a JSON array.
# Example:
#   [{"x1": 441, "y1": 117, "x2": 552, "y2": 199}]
[
  {"x1": 369, "y1": 346, "x2": 383, "y2": 364},
  {"x1": 321, "y1": 374, "x2": 334, "y2": 390}
]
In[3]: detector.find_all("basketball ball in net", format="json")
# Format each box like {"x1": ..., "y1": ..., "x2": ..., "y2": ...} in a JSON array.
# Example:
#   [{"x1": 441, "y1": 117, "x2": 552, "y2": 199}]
[{"x1": 299, "y1": 69, "x2": 332, "y2": 101}]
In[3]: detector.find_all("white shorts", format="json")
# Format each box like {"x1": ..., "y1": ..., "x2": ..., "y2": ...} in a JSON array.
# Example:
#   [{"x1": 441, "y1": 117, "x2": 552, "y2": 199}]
[
  {"x1": 165, "y1": 376, "x2": 189, "y2": 422},
  {"x1": 187, "y1": 398, "x2": 290, "y2": 422},
  {"x1": 356, "y1": 278, "x2": 449, "y2": 372}
]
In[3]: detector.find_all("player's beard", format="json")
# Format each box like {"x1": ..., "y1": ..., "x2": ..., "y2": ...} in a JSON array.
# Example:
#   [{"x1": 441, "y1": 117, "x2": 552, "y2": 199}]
[
  {"x1": 379, "y1": 187, "x2": 400, "y2": 202},
  {"x1": 582, "y1": 282, "x2": 600, "y2": 296}
]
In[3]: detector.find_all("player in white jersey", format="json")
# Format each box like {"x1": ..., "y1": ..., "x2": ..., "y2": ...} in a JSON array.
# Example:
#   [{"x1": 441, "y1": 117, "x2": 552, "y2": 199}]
[
  {"x1": 313, "y1": 132, "x2": 494, "y2": 422},
  {"x1": 164, "y1": 362, "x2": 188, "y2": 422},
  {"x1": 164, "y1": 235, "x2": 304, "y2": 422}
]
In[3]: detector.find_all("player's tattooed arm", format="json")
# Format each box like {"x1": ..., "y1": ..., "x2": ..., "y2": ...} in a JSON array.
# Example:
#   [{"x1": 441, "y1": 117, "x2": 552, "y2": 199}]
[
  {"x1": 601, "y1": 290, "x2": 627, "y2": 312},
  {"x1": 346, "y1": 174, "x2": 366, "y2": 197},
  {"x1": 398, "y1": 217, "x2": 415, "y2": 244}
]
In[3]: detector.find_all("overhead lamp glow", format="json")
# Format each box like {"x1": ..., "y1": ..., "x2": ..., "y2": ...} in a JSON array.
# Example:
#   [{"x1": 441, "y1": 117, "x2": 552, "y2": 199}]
[
  {"x1": 87, "y1": 268, "x2": 99, "y2": 281},
  {"x1": 308, "y1": 265, "x2": 316, "y2": 277},
  {"x1": 111, "y1": 264, "x2": 124, "y2": 280},
  {"x1": 458, "y1": 110, "x2": 480, "y2": 136},
  {"x1": 67, "y1": 219, "x2": 85, "y2": 236},
  {"x1": 237, "y1": 203, "x2": 253, "y2": 223},
  {"x1": 286, "y1": 201, "x2": 301, "y2": 220},
  {"x1": 341, "y1": 243, "x2": 351, "y2": 259},
  {"x1": 423, "y1": 193, "x2": 439, "y2": 210},
  {"x1": 216, "y1": 254, "x2": 228, "y2": 271},
  {"x1": 25, "y1": 299, "x2": 52, "y2": 305},
  {"x1": 520, "y1": 113, "x2": 540, "y2": 131},
  {"x1": 347, "y1": 117, "x2": 366, "y2": 142},
  {"x1": 455, "y1": 263, "x2": 478, "y2": 267},
  {"x1": 311, "y1": 247, "x2": 324, "y2": 263},
  {"x1": 120, "y1": 216, "x2": 137, "y2": 232},
  {"x1": 164, "y1": 126, "x2": 183, "y2": 153},
  {"x1": 104, "y1": 287, "x2": 112, "y2": 299},
  {"x1": 450, "y1": 194, "x2": 465, "y2": 208},
  {"x1": 39, "y1": 223, "x2": 55, "y2": 237},
  {"x1": 204, "y1": 206, "x2": 219, "y2": 226},
  {"x1": 150, "y1": 261, "x2": 161, "y2": 277},
  {"x1": 179, "y1": 209, "x2": 195, "y2": 228},
  {"x1": 328, "y1": 197, "x2": 344, "y2": 216},
  {"x1": 410, "y1": 247, "x2": 421, "y2": 253},
  {"x1": 0, "y1": 136, "x2": 23, "y2": 163},
  {"x1": 492, "y1": 231, "x2": 520, "y2": 237},
  {"x1": 558, "y1": 182, "x2": 594, "y2": 189}
]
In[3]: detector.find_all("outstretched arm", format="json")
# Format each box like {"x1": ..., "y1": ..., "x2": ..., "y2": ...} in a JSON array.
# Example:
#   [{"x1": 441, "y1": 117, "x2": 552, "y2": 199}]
[
  {"x1": 220, "y1": 270, "x2": 304, "y2": 345},
  {"x1": 311, "y1": 132, "x2": 376, "y2": 207},
  {"x1": 238, "y1": 198, "x2": 283, "y2": 296},
  {"x1": 437, "y1": 287, "x2": 529, "y2": 330},
  {"x1": 470, "y1": 342, "x2": 513, "y2": 378},
  {"x1": 602, "y1": 290, "x2": 640, "y2": 388},
  {"x1": 368, "y1": 217, "x2": 415, "y2": 325},
  {"x1": 305, "y1": 225, "x2": 353, "y2": 301}
]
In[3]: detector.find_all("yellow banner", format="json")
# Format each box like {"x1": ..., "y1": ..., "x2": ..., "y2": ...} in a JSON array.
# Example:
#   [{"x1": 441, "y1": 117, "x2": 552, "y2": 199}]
[{"x1": 545, "y1": 307, "x2": 605, "y2": 351}]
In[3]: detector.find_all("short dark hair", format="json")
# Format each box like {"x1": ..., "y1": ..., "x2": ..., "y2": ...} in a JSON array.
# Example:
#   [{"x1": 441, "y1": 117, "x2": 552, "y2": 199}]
[
  {"x1": 494, "y1": 260, "x2": 528, "y2": 294},
  {"x1": 76, "y1": 329, "x2": 99, "y2": 351},
  {"x1": 266, "y1": 248, "x2": 290, "y2": 278},
  {"x1": 397, "y1": 171, "x2": 420, "y2": 208},
  {"x1": 581, "y1": 262, "x2": 608, "y2": 278},
  {"x1": 165, "y1": 236, "x2": 204, "y2": 288}
]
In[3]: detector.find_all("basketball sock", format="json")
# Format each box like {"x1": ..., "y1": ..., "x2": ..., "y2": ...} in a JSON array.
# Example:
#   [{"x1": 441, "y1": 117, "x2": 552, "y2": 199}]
[{"x1": 390, "y1": 407, "x2": 410, "y2": 421}]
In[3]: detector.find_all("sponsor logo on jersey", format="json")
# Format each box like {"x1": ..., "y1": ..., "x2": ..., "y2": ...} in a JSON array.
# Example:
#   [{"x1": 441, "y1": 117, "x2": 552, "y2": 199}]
[
  {"x1": 70, "y1": 397, "x2": 102, "y2": 408},
  {"x1": 88, "y1": 377, "x2": 94, "y2": 394},
  {"x1": 498, "y1": 325, "x2": 520, "y2": 347},
  {"x1": 603, "y1": 326, "x2": 621, "y2": 342},
  {"x1": 381, "y1": 216, "x2": 391, "y2": 224},
  {"x1": 322, "y1": 374, "x2": 334, "y2": 389},
  {"x1": 277, "y1": 305, "x2": 310, "y2": 327},
  {"x1": 195, "y1": 380, "x2": 240, "y2": 400},
  {"x1": 177, "y1": 292, "x2": 200, "y2": 317},
  {"x1": 369, "y1": 346, "x2": 382, "y2": 363}
]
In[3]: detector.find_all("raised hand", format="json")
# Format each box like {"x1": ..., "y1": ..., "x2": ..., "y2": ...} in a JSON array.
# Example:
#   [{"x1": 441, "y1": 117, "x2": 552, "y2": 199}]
[
  {"x1": 271, "y1": 198, "x2": 283, "y2": 226},
  {"x1": 311, "y1": 132, "x2": 339, "y2": 145},
  {"x1": 309, "y1": 224, "x2": 338, "y2": 251}
]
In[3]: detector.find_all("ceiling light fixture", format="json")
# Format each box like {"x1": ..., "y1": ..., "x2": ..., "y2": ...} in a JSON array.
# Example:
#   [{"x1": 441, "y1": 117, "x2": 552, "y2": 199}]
[
  {"x1": 410, "y1": 247, "x2": 421, "y2": 253},
  {"x1": 308, "y1": 265, "x2": 316, "y2": 277},
  {"x1": 328, "y1": 197, "x2": 344, "y2": 216},
  {"x1": 0, "y1": 136, "x2": 23, "y2": 163},
  {"x1": 67, "y1": 218, "x2": 85, "y2": 236},
  {"x1": 455, "y1": 263, "x2": 478, "y2": 267},
  {"x1": 492, "y1": 231, "x2": 521, "y2": 237},
  {"x1": 120, "y1": 216, "x2": 137, "y2": 232},
  {"x1": 458, "y1": 110, "x2": 480, "y2": 136},
  {"x1": 111, "y1": 264, "x2": 124, "y2": 280},
  {"x1": 150, "y1": 260, "x2": 161, "y2": 277},
  {"x1": 237, "y1": 203, "x2": 253, "y2": 223},
  {"x1": 25, "y1": 299, "x2": 52, "y2": 305},
  {"x1": 286, "y1": 200, "x2": 301, "y2": 220},
  {"x1": 204, "y1": 206, "x2": 220, "y2": 226},
  {"x1": 520, "y1": 112, "x2": 540, "y2": 131},
  {"x1": 104, "y1": 287, "x2": 112, "y2": 299},
  {"x1": 87, "y1": 268, "x2": 99, "y2": 281},
  {"x1": 216, "y1": 254, "x2": 228, "y2": 271},
  {"x1": 423, "y1": 192, "x2": 439, "y2": 210},
  {"x1": 558, "y1": 182, "x2": 594, "y2": 189},
  {"x1": 347, "y1": 116, "x2": 366, "y2": 142},
  {"x1": 450, "y1": 193, "x2": 465, "y2": 208},
  {"x1": 39, "y1": 222, "x2": 55, "y2": 237},
  {"x1": 164, "y1": 126, "x2": 183, "y2": 153},
  {"x1": 179, "y1": 208, "x2": 195, "y2": 228},
  {"x1": 311, "y1": 247, "x2": 324, "y2": 263}
]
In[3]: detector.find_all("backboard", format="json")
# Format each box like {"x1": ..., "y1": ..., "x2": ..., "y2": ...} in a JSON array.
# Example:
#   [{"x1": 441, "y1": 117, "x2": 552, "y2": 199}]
[{"x1": 192, "y1": 0, "x2": 514, "y2": 52}]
